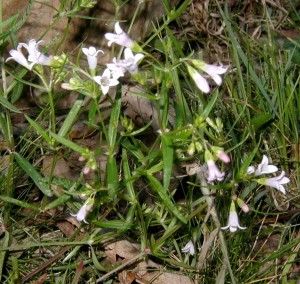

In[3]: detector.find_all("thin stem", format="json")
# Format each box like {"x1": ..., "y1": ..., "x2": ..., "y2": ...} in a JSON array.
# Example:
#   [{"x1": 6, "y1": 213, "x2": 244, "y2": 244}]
[{"x1": 197, "y1": 166, "x2": 236, "y2": 284}]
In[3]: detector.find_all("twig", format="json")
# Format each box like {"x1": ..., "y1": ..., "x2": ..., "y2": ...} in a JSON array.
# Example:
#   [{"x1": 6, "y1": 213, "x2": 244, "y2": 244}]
[
  {"x1": 21, "y1": 245, "x2": 71, "y2": 283},
  {"x1": 96, "y1": 251, "x2": 146, "y2": 283}
]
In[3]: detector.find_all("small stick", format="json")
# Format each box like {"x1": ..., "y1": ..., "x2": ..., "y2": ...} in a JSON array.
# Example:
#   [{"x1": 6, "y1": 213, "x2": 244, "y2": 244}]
[
  {"x1": 96, "y1": 251, "x2": 147, "y2": 283},
  {"x1": 21, "y1": 245, "x2": 71, "y2": 283}
]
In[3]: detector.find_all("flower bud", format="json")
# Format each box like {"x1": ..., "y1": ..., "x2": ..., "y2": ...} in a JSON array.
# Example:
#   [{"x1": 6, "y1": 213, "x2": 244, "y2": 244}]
[
  {"x1": 236, "y1": 198, "x2": 249, "y2": 213},
  {"x1": 187, "y1": 143, "x2": 195, "y2": 156}
]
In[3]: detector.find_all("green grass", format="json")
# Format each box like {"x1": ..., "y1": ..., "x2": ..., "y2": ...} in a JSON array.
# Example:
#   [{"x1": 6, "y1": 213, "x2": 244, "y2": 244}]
[{"x1": 0, "y1": 0, "x2": 299, "y2": 283}]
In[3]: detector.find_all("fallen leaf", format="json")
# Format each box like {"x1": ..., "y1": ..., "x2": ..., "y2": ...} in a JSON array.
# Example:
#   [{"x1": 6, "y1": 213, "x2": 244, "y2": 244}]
[
  {"x1": 104, "y1": 240, "x2": 140, "y2": 265},
  {"x1": 118, "y1": 270, "x2": 137, "y2": 284},
  {"x1": 135, "y1": 259, "x2": 193, "y2": 284}
]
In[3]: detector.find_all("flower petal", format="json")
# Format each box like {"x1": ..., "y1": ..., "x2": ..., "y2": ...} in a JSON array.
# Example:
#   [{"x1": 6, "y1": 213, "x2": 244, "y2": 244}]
[{"x1": 115, "y1": 21, "x2": 123, "y2": 34}]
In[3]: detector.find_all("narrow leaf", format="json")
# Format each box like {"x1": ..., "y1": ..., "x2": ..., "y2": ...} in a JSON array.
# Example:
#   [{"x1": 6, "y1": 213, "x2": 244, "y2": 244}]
[
  {"x1": 26, "y1": 115, "x2": 52, "y2": 144},
  {"x1": 43, "y1": 194, "x2": 71, "y2": 211},
  {"x1": 161, "y1": 134, "x2": 173, "y2": 192},
  {"x1": 201, "y1": 90, "x2": 219, "y2": 118},
  {"x1": 106, "y1": 155, "x2": 118, "y2": 198},
  {"x1": 0, "y1": 95, "x2": 22, "y2": 113},
  {"x1": 14, "y1": 153, "x2": 53, "y2": 197},
  {"x1": 0, "y1": 195, "x2": 40, "y2": 211},
  {"x1": 147, "y1": 175, "x2": 187, "y2": 223},
  {"x1": 50, "y1": 132, "x2": 87, "y2": 155},
  {"x1": 58, "y1": 100, "x2": 83, "y2": 137},
  {"x1": 108, "y1": 85, "x2": 122, "y2": 153}
]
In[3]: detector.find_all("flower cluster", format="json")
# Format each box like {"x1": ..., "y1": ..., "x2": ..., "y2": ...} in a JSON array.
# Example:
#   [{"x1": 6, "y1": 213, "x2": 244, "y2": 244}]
[
  {"x1": 247, "y1": 155, "x2": 290, "y2": 195},
  {"x1": 220, "y1": 156, "x2": 290, "y2": 234},
  {"x1": 80, "y1": 22, "x2": 144, "y2": 96},
  {"x1": 6, "y1": 39, "x2": 52, "y2": 70}
]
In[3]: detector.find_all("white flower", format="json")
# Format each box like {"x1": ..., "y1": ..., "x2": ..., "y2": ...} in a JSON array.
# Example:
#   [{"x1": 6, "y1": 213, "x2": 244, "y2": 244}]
[
  {"x1": 199, "y1": 63, "x2": 227, "y2": 86},
  {"x1": 6, "y1": 43, "x2": 35, "y2": 70},
  {"x1": 93, "y1": 68, "x2": 119, "y2": 95},
  {"x1": 221, "y1": 201, "x2": 247, "y2": 233},
  {"x1": 255, "y1": 155, "x2": 278, "y2": 175},
  {"x1": 106, "y1": 59, "x2": 126, "y2": 79},
  {"x1": 257, "y1": 171, "x2": 290, "y2": 195},
  {"x1": 121, "y1": 48, "x2": 144, "y2": 74},
  {"x1": 71, "y1": 197, "x2": 94, "y2": 224},
  {"x1": 107, "y1": 48, "x2": 144, "y2": 77},
  {"x1": 181, "y1": 240, "x2": 195, "y2": 255},
  {"x1": 246, "y1": 166, "x2": 255, "y2": 175},
  {"x1": 82, "y1": 46, "x2": 103, "y2": 70},
  {"x1": 22, "y1": 39, "x2": 52, "y2": 65},
  {"x1": 104, "y1": 21, "x2": 134, "y2": 48},
  {"x1": 187, "y1": 60, "x2": 227, "y2": 93},
  {"x1": 186, "y1": 64, "x2": 210, "y2": 93}
]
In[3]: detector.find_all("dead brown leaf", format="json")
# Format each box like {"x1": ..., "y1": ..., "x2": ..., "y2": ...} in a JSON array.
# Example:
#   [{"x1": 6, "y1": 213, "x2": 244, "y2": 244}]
[
  {"x1": 104, "y1": 240, "x2": 140, "y2": 265},
  {"x1": 42, "y1": 155, "x2": 75, "y2": 180},
  {"x1": 118, "y1": 270, "x2": 137, "y2": 284},
  {"x1": 31, "y1": 273, "x2": 48, "y2": 284},
  {"x1": 122, "y1": 85, "x2": 175, "y2": 131},
  {"x1": 135, "y1": 259, "x2": 193, "y2": 284}
]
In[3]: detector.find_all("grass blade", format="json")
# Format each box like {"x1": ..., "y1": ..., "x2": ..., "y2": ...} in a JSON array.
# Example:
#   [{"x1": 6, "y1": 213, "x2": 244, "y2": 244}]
[
  {"x1": 146, "y1": 174, "x2": 187, "y2": 224},
  {"x1": 13, "y1": 153, "x2": 53, "y2": 197}
]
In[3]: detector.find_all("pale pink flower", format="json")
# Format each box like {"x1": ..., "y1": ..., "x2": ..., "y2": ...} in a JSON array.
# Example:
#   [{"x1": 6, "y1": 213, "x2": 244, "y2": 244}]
[
  {"x1": 207, "y1": 159, "x2": 225, "y2": 182},
  {"x1": 255, "y1": 155, "x2": 278, "y2": 175},
  {"x1": 71, "y1": 197, "x2": 94, "y2": 224},
  {"x1": 200, "y1": 63, "x2": 227, "y2": 86},
  {"x1": 107, "y1": 48, "x2": 144, "y2": 77},
  {"x1": 105, "y1": 21, "x2": 134, "y2": 48}
]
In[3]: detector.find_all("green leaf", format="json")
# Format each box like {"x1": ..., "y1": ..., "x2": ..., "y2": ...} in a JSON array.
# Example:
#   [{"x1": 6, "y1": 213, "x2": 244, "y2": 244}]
[
  {"x1": 94, "y1": 220, "x2": 131, "y2": 231},
  {"x1": 146, "y1": 175, "x2": 187, "y2": 224},
  {"x1": 42, "y1": 194, "x2": 71, "y2": 211},
  {"x1": 50, "y1": 132, "x2": 87, "y2": 155},
  {"x1": 161, "y1": 134, "x2": 173, "y2": 192},
  {"x1": 121, "y1": 139, "x2": 142, "y2": 158},
  {"x1": 238, "y1": 142, "x2": 260, "y2": 177},
  {"x1": 122, "y1": 149, "x2": 137, "y2": 202},
  {"x1": 251, "y1": 113, "x2": 273, "y2": 131},
  {"x1": 90, "y1": 246, "x2": 107, "y2": 272},
  {"x1": 108, "y1": 85, "x2": 122, "y2": 153},
  {"x1": 201, "y1": 90, "x2": 219, "y2": 118},
  {"x1": 106, "y1": 155, "x2": 118, "y2": 198},
  {"x1": 0, "y1": 195, "x2": 40, "y2": 211},
  {"x1": 10, "y1": 81, "x2": 24, "y2": 104},
  {"x1": 0, "y1": 13, "x2": 18, "y2": 29},
  {"x1": 14, "y1": 153, "x2": 53, "y2": 197},
  {"x1": 0, "y1": 94, "x2": 22, "y2": 113},
  {"x1": 58, "y1": 100, "x2": 83, "y2": 137},
  {"x1": 26, "y1": 115, "x2": 52, "y2": 144}
]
